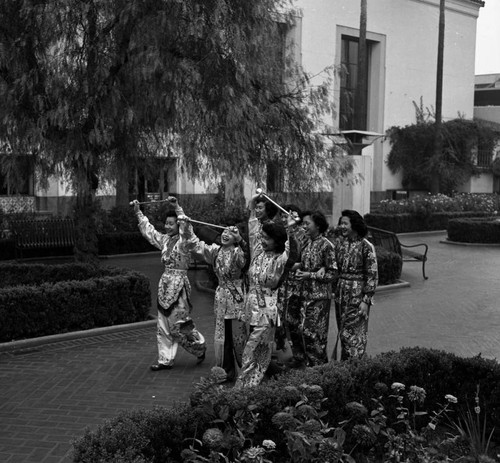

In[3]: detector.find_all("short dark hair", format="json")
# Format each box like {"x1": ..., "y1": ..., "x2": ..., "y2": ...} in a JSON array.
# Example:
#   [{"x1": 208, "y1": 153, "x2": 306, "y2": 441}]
[
  {"x1": 262, "y1": 221, "x2": 287, "y2": 253},
  {"x1": 301, "y1": 210, "x2": 329, "y2": 234},
  {"x1": 256, "y1": 197, "x2": 278, "y2": 220},
  {"x1": 165, "y1": 210, "x2": 178, "y2": 220},
  {"x1": 339, "y1": 209, "x2": 368, "y2": 237}
]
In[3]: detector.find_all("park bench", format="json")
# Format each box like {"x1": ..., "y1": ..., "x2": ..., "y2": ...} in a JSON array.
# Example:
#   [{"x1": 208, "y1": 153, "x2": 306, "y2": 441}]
[
  {"x1": 10, "y1": 218, "x2": 76, "y2": 259},
  {"x1": 367, "y1": 226, "x2": 429, "y2": 280}
]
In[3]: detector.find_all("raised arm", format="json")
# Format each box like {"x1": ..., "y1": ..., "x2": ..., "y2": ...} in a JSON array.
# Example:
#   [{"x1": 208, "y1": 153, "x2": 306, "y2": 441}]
[{"x1": 132, "y1": 200, "x2": 164, "y2": 250}]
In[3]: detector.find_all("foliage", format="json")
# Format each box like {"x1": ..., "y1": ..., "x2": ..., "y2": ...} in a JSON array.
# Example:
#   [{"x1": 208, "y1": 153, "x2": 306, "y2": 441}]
[
  {"x1": 366, "y1": 193, "x2": 500, "y2": 233},
  {"x1": 447, "y1": 216, "x2": 500, "y2": 244},
  {"x1": 364, "y1": 211, "x2": 492, "y2": 234},
  {"x1": 374, "y1": 246, "x2": 402, "y2": 284},
  {"x1": 449, "y1": 385, "x2": 496, "y2": 462},
  {"x1": 386, "y1": 117, "x2": 499, "y2": 194},
  {"x1": 0, "y1": 0, "x2": 349, "y2": 261},
  {"x1": 72, "y1": 347, "x2": 500, "y2": 462},
  {"x1": 376, "y1": 193, "x2": 500, "y2": 215},
  {"x1": 0, "y1": 263, "x2": 150, "y2": 341}
]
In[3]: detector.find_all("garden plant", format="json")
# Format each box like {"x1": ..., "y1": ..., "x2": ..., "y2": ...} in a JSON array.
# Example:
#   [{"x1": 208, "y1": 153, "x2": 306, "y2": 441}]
[{"x1": 72, "y1": 347, "x2": 500, "y2": 462}]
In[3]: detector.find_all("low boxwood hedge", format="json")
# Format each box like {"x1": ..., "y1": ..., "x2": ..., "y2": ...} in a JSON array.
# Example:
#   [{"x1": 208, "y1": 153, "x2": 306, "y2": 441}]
[
  {"x1": 0, "y1": 263, "x2": 151, "y2": 342},
  {"x1": 447, "y1": 216, "x2": 500, "y2": 244},
  {"x1": 97, "y1": 232, "x2": 157, "y2": 255},
  {"x1": 364, "y1": 211, "x2": 491, "y2": 233},
  {"x1": 375, "y1": 246, "x2": 402, "y2": 284},
  {"x1": 72, "y1": 347, "x2": 500, "y2": 463}
]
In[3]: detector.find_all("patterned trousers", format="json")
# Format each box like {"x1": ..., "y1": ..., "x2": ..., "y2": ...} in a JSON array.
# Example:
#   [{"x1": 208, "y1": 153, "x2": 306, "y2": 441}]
[
  {"x1": 287, "y1": 297, "x2": 331, "y2": 366},
  {"x1": 235, "y1": 324, "x2": 275, "y2": 388},
  {"x1": 334, "y1": 303, "x2": 370, "y2": 361},
  {"x1": 156, "y1": 288, "x2": 206, "y2": 366}
]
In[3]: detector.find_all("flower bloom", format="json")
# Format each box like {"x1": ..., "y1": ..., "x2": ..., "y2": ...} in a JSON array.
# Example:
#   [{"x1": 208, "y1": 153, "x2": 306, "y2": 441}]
[
  {"x1": 475, "y1": 406, "x2": 481, "y2": 414},
  {"x1": 445, "y1": 394, "x2": 458, "y2": 404},
  {"x1": 262, "y1": 440, "x2": 276, "y2": 449},
  {"x1": 242, "y1": 446, "x2": 265, "y2": 459},
  {"x1": 345, "y1": 401, "x2": 368, "y2": 417},
  {"x1": 408, "y1": 385, "x2": 426, "y2": 404},
  {"x1": 210, "y1": 366, "x2": 228, "y2": 383},
  {"x1": 202, "y1": 428, "x2": 224, "y2": 449},
  {"x1": 391, "y1": 382, "x2": 405, "y2": 392}
]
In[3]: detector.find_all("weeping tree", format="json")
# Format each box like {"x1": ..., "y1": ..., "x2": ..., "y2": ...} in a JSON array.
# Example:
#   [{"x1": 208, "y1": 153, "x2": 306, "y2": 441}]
[{"x1": 0, "y1": 0, "x2": 348, "y2": 263}]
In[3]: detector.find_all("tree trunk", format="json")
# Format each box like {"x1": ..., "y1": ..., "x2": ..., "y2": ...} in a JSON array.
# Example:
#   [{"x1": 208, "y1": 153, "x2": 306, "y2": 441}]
[
  {"x1": 431, "y1": 0, "x2": 445, "y2": 194},
  {"x1": 73, "y1": 160, "x2": 100, "y2": 266},
  {"x1": 354, "y1": 0, "x2": 368, "y2": 131},
  {"x1": 115, "y1": 158, "x2": 130, "y2": 207}
]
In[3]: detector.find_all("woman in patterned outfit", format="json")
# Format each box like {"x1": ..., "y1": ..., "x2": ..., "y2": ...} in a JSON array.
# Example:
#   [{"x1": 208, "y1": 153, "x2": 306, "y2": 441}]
[
  {"x1": 333, "y1": 209, "x2": 378, "y2": 361},
  {"x1": 133, "y1": 197, "x2": 206, "y2": 371},
  {"x1": 183, "y1": 220, "x2": 248, "y2": 382},
  {"x1": 288, "y1": 210, "x2": 337, "y2": 367},
  {"x1": 235, "y1": 210, "x2": 297, "y2": 388}
]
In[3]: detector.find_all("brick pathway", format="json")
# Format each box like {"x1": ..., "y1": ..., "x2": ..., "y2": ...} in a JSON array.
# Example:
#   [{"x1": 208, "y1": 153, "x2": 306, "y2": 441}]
[{"x1": 1, "y1": 232, "x2": 499, "y2": 462}]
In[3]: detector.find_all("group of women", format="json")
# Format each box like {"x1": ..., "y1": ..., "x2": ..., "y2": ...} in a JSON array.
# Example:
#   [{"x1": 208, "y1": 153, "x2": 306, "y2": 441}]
[{"x1": 132, "y1": 191, "x2": 378, "y2": 388}]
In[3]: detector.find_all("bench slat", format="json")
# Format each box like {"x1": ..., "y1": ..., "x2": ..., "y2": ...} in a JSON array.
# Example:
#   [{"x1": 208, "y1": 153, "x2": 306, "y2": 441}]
[{"x1": 11, "y1": 219, "x2": 75, "y2": 258}]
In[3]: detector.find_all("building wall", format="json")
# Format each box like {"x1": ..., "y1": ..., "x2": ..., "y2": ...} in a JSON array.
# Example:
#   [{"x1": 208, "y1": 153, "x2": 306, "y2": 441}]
[
  {"x1": 457, "y1": 173, "x2": 494, "y2": 193},
  {"x1": 297, "y1": 0, "x2": 481, "y2": 198}
]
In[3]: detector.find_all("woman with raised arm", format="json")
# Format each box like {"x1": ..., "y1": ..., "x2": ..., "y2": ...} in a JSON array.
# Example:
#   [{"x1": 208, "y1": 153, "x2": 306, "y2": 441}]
[
  {"x1": 132, "y1": 196, "x2": 206, "y2": 371},
  {"x1": 234, "y1": 207, "x2": 298, "y2": 388},
  {"x1": 182, "y1": 219, "x2": 248, "y2": 382}
]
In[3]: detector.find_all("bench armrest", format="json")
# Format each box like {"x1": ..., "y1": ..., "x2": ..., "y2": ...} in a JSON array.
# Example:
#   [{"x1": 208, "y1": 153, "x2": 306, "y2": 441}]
[{"x1": 400, "y1": 242, "x2": 428, "y2": 257}]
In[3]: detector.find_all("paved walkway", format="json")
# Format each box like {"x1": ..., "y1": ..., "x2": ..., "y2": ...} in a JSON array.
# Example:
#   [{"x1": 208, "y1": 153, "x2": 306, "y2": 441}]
[{"x1": 1, "y1": 232, "x2": 499, "y2": 462}]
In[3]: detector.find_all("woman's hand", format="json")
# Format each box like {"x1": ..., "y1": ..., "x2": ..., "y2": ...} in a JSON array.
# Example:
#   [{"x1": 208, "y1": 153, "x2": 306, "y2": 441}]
[
  {"x1": 295, "y1": 269, "x2": 311, "y2": 281},
  {"x1": 131, "y1": 199, "x2": 140, "y2": 214},
  {"x1": 227, "y1": 226, "x2": 242, "y2": 243},
  {"x1": 167, "y1": 196, "x2": 179, "y2": 207},
  {"x1": 359, "y1": 301, "x2": 369, "y2": 318}
]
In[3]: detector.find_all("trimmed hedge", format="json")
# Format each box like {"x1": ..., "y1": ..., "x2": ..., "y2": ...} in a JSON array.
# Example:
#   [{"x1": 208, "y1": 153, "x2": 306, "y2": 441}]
[
  {"x1": 97, "y1": 232, "x2": 157, "y2": 255},
  {"x1": 72, "y1": 347, "x2": 500, "y2": 463},
  {"x1": 364, "y1": 211, "x2": 491, "y2": 233},
  {"x1": 0, "y1": 263, "x2": 151, "y2": 342},
  {"x1": 375, "y1": 246, "x2": 402, "y2": 284},
  {"x1": 447, "y1": 217, "x2": 500, "y2": 244}
]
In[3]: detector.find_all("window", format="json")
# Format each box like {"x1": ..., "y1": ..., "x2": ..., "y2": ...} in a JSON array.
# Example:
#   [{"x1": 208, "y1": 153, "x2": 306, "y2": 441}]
[{"x1": 339, "y1": 36, "x2": 370, "y2": 131}]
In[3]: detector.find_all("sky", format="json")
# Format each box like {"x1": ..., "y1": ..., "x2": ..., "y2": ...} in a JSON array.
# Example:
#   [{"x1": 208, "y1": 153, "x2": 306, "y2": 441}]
[{"x1": 475, "y1": 0, "x2": 500, "y2": 75}]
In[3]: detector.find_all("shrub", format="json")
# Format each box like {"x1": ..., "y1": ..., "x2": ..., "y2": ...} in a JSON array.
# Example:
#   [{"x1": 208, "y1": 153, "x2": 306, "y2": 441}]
[
  {"x1": 72, "y1": 347, "x2": 500, "y2": 463},
  {"x1": 0, "y1": 263, "x2": 151, "y2": 342},
  {"x1": 98, "y1": 232, "x2": 157, "y2": 255},
  {"x1": 377, "y1": 193, "x2": 499, "y2": 215},
  {"x1": 364, "y1": 211, "x2": 492, "y2": 233},
  {"x1": 368, "y1": 193, "x2": 499, "y2": 233},
  {"x1": 375, "y1": 246, "x2": 402, "y2": 284},
  {"x1": 447, "y1": 217, "x2": 500, "y2": 244}
]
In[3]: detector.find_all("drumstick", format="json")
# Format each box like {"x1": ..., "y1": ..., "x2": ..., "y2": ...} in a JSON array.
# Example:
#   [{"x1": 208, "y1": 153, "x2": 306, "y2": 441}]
[
  {"x1": 129, "y1": 199, "x2": 171, "y2": 206},
  {"x1": 186, "y1": 218, "x2": 226, "y2": 230},
  {"x1": 255, "y1": 188, "x2": 300, "y2": 221}
]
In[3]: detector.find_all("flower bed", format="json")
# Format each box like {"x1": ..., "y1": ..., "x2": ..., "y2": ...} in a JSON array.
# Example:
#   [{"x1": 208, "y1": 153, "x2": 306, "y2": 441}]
[
  {"x1": 0, "y1": 263, "x2": 151, "y2": 342},
  {"x1": 72, "y1": 347, "x2": 500, "y2": 462},
  {"x1": 447, "y1": 217, "x2": 500, "y2": 244},
  {"x1": 366, "y1": 193, "x2": 499, "y2": 233}
]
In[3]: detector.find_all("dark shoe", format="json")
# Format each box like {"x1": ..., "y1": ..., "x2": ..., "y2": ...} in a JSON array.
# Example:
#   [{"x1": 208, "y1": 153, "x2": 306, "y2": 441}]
[
  {"x1": 150, "y1": 363, "x2": 172, "y2": 371},
  {"x1": 196, "y1": 351, "x2": 206, "y2": 365}
]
